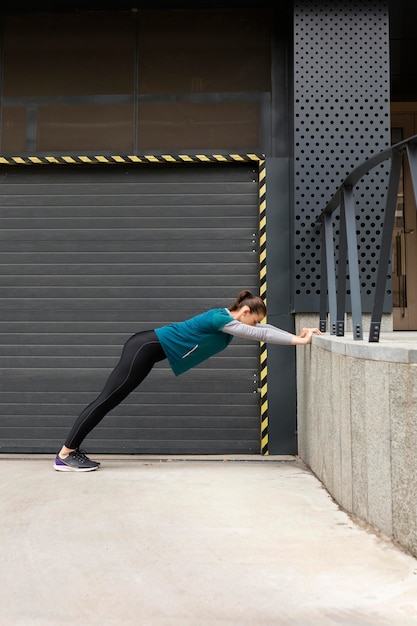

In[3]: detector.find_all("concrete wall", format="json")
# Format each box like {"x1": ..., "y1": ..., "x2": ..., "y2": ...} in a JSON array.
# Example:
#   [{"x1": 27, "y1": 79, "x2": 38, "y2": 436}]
[{"x1": 295, "y1": 321, "x2": 417, "y2": 558}]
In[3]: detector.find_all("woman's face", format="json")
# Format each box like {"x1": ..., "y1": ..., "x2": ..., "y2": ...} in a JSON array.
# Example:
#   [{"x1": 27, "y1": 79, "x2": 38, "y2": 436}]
[{"x1": 240, "y1": 309, "x2": 265, "y2": 326}]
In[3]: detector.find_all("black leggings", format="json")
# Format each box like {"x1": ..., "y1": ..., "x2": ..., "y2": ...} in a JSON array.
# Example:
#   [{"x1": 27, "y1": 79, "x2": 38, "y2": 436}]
[{"x1": 65, "y1": 330, "x2": 167, "y2": 449}]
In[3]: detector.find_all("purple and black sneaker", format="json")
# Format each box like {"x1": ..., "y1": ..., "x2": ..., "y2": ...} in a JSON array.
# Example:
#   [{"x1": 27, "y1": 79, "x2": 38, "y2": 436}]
[{"x1": 54, "y1": 449, "x2": 100, "y2": 472}]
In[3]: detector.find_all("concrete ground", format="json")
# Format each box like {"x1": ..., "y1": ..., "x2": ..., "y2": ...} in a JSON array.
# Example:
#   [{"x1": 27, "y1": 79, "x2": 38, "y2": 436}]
[{"x1": 1, "y1": 456, "x2": 417, "y2": 626}]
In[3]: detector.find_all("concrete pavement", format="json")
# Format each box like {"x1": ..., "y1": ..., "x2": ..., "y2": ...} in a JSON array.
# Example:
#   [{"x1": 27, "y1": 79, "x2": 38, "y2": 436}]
[{"x1": 1, "y1": 456, "x2": 417, "y2": 626}]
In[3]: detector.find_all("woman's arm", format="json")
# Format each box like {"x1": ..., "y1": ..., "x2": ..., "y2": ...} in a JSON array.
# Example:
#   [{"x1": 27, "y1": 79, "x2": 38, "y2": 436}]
[{"x1": 222, "y1": 320, "x2": 322, "y2": 345}]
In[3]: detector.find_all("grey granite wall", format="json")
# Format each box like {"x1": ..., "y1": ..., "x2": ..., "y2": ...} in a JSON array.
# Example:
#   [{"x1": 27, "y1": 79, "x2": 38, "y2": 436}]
[{"x1": 295, "y1": 323, "x2": 417, "y2": 558}]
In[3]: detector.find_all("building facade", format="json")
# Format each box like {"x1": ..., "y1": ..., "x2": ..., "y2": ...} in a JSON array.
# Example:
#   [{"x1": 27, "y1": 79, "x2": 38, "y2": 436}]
[{"x1": 0, "y1": 0, "x2": 413, "y2": 455}]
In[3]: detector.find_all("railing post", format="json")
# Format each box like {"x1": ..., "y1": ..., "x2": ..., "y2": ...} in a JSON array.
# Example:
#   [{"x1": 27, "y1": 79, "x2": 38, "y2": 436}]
[
  {"x1": 343, "y1": 185, "x2": 363, "y2": 340},
  {"x1": 406, "y1": 141, "x2": 417, "y2": 205},
  {"x1": 319, "y1": 217, "x2": 328, "y2": 333},
  {"x1": 336, "y1": 188, "x2": 348, "y2": 336},
  {"x1": 369, "y1": 150, "x2": 402, "y2": 342},
  {"x1": 324, "y1": 212, "x2": 337, "y2": 334}
]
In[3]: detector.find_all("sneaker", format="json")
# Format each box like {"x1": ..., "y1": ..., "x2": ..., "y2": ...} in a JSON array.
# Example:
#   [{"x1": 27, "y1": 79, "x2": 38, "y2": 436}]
[
  {"x1": 78, "y1": 449, "x2": 101, "y2": 466},
  {"x1": 53, "y1": 449, "x2": 100, "y2": 472}
]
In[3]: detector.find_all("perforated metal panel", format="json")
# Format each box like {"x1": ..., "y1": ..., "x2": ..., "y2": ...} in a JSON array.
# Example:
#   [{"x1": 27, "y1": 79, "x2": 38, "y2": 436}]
[{"x1": 293, "y1": 0, "x2": 391, "y2": 312}]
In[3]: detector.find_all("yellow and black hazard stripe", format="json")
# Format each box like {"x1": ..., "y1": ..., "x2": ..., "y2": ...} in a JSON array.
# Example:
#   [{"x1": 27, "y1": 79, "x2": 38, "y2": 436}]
[
  {"x1": 0, "y1": 153, "x2": 264, "y2": 166},
  {"x1": 258, "y1": 160, "x2": 268, "y2": 456}
]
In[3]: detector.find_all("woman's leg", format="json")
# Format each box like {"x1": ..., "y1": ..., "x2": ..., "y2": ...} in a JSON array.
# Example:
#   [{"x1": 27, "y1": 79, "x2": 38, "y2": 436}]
[{"x1": 62, "y1": 330, "x2": 166, "y2": 451}]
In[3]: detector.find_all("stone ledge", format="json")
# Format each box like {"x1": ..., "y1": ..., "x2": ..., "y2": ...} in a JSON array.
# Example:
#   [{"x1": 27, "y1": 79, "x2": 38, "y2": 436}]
[{"x1": 312, "y1": 332, "x2": 417, "y2": 363}]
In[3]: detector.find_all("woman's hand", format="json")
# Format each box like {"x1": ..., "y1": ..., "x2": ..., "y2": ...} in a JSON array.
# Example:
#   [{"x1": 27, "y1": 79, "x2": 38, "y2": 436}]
[{"x1": 291, "y1": 327, "x2": 323, "y2": 345}]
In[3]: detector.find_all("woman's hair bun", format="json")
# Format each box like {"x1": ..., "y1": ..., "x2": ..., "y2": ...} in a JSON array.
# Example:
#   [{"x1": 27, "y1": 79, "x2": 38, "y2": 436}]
[
  {"x1": 236, "y1": 289, "x2": 253, "y2": 304},
  {"x1": 229, "y1": 289, "x2": 266, "y2": 316}
]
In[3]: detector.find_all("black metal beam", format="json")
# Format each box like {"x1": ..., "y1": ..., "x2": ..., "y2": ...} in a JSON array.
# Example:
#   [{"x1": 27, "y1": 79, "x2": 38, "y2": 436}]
[
  {"x1": 369, "y1": 149, "x2": 403, "y2": 342},
  {"x1": 343, "y1": 186, "x2": 363, "y2": 340},
  {"x1": 336, "y1": 189, "x2": 348, "y2": 337},
  {"x1": 324, "y1": 213, "x2": 337, "y2": 335}
]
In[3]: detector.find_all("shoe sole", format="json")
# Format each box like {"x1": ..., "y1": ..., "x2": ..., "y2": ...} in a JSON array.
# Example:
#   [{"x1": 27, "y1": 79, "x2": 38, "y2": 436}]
[{"x1": 53, "y1": 463, "x2": 99, "y2": 472}]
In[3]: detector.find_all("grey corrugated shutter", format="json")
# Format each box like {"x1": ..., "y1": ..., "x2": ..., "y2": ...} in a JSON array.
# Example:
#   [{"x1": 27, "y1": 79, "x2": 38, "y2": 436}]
[{"x1": 0, "y1": 162, "x2": 261, "y2": 454}]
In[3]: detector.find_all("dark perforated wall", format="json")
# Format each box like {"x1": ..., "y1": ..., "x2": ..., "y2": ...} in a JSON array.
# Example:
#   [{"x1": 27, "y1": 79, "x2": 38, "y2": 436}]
[{"x1": 293, "y1": 0, "x2": 391, "y2": 312}]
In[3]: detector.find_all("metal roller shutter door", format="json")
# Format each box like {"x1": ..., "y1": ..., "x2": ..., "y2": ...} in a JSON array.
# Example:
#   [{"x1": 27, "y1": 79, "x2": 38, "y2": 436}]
[{"x1": 0, "y1": 162, "x2": 261, "y2": 454}]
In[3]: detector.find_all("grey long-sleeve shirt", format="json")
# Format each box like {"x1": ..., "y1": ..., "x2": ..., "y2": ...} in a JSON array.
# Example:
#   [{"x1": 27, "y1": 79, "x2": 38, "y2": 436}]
[{"x1": 222, "y1": 319, "x2": 293, "y2": 345}]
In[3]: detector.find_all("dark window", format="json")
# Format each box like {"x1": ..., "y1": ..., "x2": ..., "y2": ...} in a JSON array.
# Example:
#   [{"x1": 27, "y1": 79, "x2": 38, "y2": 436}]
[{"x1": 1, "y1": 9, "x2": 272, "y2": 154}]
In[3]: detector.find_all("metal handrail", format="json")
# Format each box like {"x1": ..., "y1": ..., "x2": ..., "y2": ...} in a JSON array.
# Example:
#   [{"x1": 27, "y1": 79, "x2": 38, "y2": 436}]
[{"x1": 315, "y1": 134, "x2": 417, "y2": 342}]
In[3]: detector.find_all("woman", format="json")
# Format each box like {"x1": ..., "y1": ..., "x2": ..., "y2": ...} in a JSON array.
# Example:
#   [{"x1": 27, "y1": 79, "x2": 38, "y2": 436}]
[{"x1": 54, "y1": 290, "x2": 321, "y2": 472}]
